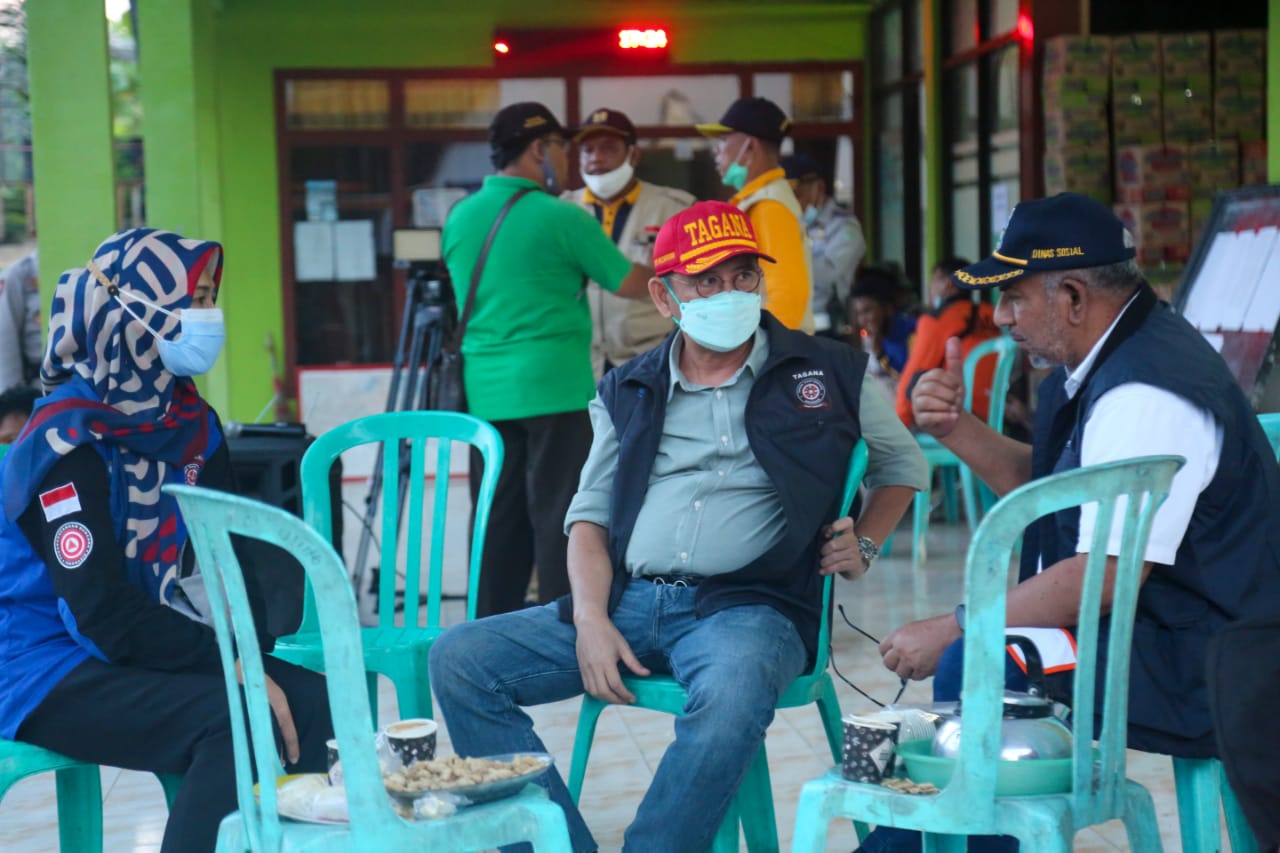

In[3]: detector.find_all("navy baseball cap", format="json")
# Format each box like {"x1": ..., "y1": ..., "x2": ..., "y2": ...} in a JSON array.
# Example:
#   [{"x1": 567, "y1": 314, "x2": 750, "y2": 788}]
[
  {"x1": 696, "y1": 97, "x2": 792, "y2": 143},
  {"x1": 954, "y1": 192, "x2": 1137, "y2": 290},
  {"x1": 489, "y1": 102, "x2": 566, "y2": 151},
  {"x1": 781, "y1": 153, "x2": 823, "y2": 182}
]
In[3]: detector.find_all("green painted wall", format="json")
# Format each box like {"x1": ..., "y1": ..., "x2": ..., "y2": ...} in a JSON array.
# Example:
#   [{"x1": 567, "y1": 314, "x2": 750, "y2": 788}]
[
  {"x1": 201, "y1": 0, "x2": 868, "y2": 419},
  {"x1": 28, "y1": 0, "x2": 116, "y2": 322}
]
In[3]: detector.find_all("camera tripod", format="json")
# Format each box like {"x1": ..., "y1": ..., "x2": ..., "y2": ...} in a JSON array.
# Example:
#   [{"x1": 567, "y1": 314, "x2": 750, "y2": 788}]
[{"x1": 351, "y1": 270, "x2": 457, "y2": 625}]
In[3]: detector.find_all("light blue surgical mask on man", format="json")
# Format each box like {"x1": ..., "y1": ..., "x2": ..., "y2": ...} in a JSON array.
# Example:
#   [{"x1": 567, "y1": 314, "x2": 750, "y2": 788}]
[
  {"x1": 115, "y1": 288, "x2": 226, "y2": 376},
  {"x1": 802, "y1": 204, "x2": 820, "y2": 227},
  {"x1": 662, "y1": 277, "x2": 761, "y2": 352},
  {"x1": 721, "y1": 139, "x2": 751, "y2": 191}
]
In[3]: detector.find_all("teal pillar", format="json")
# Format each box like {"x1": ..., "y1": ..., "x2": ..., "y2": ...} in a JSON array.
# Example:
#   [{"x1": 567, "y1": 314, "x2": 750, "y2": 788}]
[
  {"x1": 1270, "y1": 0, "x2": 1279, "y2": 182},
  {"x1": 27, "y1": 0, "x2": 116, "y2": 319},
  {"x1": 922, "y1": 0, "x2": 944, "y2": 275},
  {"x1": 138, "y1": 0, "x2": 230, "y2": 411}
]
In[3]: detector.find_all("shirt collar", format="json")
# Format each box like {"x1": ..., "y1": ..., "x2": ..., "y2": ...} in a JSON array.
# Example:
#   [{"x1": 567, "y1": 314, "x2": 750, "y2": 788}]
[
  {"x1": 730, "y1": 168, "x2": 787, "y2": 205},
  {"x1": 667, "y1": 326, "x2": 769, "y2": 400},
  {"x1": 583, "y1": 181, "x2": 641, "y2": 208},
  {"x1": 1063, "y1": 290, "x2": 1141, "y2": 399}
]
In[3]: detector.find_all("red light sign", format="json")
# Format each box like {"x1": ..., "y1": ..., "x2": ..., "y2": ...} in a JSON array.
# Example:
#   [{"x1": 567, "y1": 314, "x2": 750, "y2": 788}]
[
  {"x1": 1016, "y1": 13, "x2": 1034, "y2": 42},
  {"x1": 493, "y1": 40, "x2": 510, "y2": 54},
  {"x1": 618, "y1": 28, "x2": 668, "y2": 50}
]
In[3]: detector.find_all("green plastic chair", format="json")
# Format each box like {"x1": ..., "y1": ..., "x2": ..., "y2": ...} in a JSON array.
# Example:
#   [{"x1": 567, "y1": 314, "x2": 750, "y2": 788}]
[
  {"x1": 273, "y1": 411, "x2": 503, "y2": 721},
  {"x1": 1257, "y1": 412, "x2": 1280, "y2": 460},
  {"x1": 1172, "y1": 756, "x2": 1258, "y2": 853},
  {"x1": 912, "y1": 336, "x2": 1018, "y2": 564},
  {"x1": 566, "y1": 439, "x2": 871, "y2": 852},
  {"x1": 790, "y1": 454, "x2": 1183, "y2": 853},
  {"x1": 166, "y1": 483, "x2": 572, "y2": 852}
]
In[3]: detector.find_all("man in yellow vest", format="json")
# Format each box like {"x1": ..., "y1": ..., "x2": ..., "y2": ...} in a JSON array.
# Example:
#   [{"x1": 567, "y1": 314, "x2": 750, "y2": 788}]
[
  {"x1": 698, "y1": 97, "x2": 814, "y2": 333},
  {"x1": 564, "y1": 108, "x2": 694, "y2": 377}
]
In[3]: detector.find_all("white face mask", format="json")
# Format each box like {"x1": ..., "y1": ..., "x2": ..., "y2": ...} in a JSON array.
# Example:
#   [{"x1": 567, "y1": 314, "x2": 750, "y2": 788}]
[{"x1": 582, "y1": 156, "x2": 635, "y2": 200}]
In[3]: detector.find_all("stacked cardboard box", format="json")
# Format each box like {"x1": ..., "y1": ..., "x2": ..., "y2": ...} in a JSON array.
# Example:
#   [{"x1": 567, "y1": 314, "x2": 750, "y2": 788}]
[
  {"x1": 1113, "y1": 201, "x2": 1191, "y2": 265},
  {"x1": 1242, "y1": 141, "x2": 1269, "y2": 186},
  {"x1": 1186, "y1": 141, "x2": 1240, "y2": 197},
  {"x1": 1214, "y1": 29, "x2": 1266, "y2": 142},
  {"x1": 1160, "y1": 33, "x2": 1213, "y2": 143},
  {"x1": 1114, "y1": 144, "x2": 1189, "y2": 203},
  {"x1": 1042, "y1": 36, "x2": 1112, "y2": 201},
  {"x1": 1111, "y1": 34, "x2": 1162, "y2": 145}
]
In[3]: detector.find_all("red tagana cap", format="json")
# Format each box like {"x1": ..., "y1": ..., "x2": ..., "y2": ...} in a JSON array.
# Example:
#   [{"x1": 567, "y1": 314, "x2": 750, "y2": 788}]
[{"x1": 652, "y1": 200, "x2": 776, "y2": 276}]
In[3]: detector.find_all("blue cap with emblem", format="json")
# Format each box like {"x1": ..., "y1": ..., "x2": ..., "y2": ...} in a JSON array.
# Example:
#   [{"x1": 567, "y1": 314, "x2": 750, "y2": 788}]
[{"x1": 953, "y1": 192, "x2": 1136, "y2": 291}]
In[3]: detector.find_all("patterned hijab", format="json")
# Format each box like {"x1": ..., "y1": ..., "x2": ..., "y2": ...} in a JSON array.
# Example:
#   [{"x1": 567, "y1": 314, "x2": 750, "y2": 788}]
[{"x1": 3, "y1": 229, "x2": 224, "y2": 603}]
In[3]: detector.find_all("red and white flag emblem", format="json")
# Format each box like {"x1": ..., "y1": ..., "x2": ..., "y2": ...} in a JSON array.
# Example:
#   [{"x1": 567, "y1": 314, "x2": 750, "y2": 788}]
[{"x1": 39, "y1": 483, "x2": 82, "y2": 522}]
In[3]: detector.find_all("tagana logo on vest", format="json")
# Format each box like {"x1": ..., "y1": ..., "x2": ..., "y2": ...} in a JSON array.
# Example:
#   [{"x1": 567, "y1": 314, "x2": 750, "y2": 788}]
[{"x1": 792, "y1": 369, "x2": 828, "y2": 409}]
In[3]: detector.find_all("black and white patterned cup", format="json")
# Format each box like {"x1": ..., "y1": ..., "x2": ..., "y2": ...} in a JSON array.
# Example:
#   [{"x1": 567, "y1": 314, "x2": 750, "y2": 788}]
[
  {"x1": 384, "y1": 718, "x2": 438, "y2": 767},
  {"x1": 842, "y1": 714, "x2": 900, "y2": 783}
]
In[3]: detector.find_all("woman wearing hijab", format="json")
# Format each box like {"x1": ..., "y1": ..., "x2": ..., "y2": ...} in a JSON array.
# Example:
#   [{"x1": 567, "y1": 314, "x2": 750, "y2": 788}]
[{"x1": 0, "y1": 230, "x2": 331, "y2": 852}]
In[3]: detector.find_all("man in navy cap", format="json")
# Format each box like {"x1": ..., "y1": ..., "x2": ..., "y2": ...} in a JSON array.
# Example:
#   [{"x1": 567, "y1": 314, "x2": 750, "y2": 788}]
[
  {"x1": 563, "y1": 107, "x2": 694, "y2": 377},
  {"x1": 862, "y1": 192, "x2": 1280, "y2": 851},
  {"x1": 698, "y1": 97, "x2": 815, "y2": 333},
  {"x1": 782, "y1": 153, "x2": 864, "y2": 336}
]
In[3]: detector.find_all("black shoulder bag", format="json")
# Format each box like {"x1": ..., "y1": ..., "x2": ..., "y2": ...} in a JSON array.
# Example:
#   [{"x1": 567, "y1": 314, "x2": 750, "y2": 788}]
[{"x1": 430, "y1": 186, "x2": 535, "y2": 412}]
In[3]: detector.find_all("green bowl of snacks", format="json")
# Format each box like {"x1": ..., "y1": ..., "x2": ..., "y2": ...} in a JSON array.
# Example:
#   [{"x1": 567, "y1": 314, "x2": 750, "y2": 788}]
[{"x1": 893, "y1": 739, "x2": 1074, "y2": 796}]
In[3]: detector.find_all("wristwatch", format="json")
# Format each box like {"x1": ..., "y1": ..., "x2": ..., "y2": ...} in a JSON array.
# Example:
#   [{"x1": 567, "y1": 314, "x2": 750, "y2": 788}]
[{"x1": 856, "y1": 536, "x2": 879, "y2": 570}]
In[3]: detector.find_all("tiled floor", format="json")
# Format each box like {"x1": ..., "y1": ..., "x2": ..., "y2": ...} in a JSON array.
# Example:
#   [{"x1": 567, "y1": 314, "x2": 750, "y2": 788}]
[{"x1": 0, "y1": 522, "x2": 1221, "y2": 851}]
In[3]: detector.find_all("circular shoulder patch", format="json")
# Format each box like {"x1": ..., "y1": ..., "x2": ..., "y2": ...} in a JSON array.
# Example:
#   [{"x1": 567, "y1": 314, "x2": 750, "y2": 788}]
[
  {"x1": 54, "y1": 521, "x2": 94, "y2": 569},
  {"x1": 796, "y1": 378, "x2": 827, "y2": 407}
]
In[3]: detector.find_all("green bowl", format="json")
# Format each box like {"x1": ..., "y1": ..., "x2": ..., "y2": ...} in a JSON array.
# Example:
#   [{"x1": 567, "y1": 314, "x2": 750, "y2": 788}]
[{"x1": 894, "y1": 739, "x2": 1074, "y2": 796}]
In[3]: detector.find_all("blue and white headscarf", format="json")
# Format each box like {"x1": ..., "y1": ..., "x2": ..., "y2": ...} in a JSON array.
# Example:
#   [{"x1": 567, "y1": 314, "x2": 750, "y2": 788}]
[{"x1": 2, "y1": 229, "x2": 224, "y2": 603}]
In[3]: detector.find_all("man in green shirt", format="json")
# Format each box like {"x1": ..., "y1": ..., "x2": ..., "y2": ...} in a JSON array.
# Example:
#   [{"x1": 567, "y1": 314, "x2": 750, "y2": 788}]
[{"x1": 444, "y1": 102, "x2": 652, "y2": 617}]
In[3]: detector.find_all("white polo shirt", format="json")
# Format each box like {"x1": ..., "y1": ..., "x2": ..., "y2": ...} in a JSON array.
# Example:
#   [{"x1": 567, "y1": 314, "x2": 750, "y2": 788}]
[{"x1": 1070, "y1": 296, "x2": 1223, "y2": 565}]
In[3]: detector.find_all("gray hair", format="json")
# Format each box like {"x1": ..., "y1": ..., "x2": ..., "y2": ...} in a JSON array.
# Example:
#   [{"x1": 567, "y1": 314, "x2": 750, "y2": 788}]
[{"x1": 1042, "y1": 258, "x2": 1146, "y2": 296}]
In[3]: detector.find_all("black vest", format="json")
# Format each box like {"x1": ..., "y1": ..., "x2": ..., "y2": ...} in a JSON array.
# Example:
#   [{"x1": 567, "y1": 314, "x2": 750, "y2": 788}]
[
  {"x1": 557, "y1": 313, "x2": 867, "y2": 658},
  {"x1": 1025, "y1": 286, "x2": 1280, "y2": 755}
]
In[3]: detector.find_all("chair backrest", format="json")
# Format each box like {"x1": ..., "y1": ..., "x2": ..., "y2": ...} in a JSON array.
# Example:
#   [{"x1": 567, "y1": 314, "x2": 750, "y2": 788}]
[
  {"x1": 165, "y1": 485, "x2": 419, "y2": 849},
  {"x1": 934, "y1": 456, "x2": 1182, "y2": 825},
  {"x1": 811, "y1": 439, "x2": 868, "y2": 676},
  {"x1": 1257, "y1": 412, "x2": 1280, "y2": 461},
  {"x1": 296, "y1": 411, "x2": 504, "y2": 633},
  {"x1": 962, "y1": 335, "x2": 1018, "y2": 433}
]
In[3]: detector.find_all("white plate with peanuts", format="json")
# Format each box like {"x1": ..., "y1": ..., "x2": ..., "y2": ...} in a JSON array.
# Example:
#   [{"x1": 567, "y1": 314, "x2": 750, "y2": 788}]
[{"x1": 382, "y1": 752, "x2": 554, "y2": 806}]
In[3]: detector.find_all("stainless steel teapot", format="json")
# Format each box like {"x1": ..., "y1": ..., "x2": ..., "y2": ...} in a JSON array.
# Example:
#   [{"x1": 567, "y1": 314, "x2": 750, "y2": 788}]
[{"x1": 931, "y1": 635, "x2": 1073, "y2": 762}]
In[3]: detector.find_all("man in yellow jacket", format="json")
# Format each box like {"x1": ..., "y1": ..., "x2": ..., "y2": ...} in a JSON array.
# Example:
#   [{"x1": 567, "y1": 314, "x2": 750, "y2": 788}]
[{"x1": 698, "y1": 97, "x2": 814, "y2": 333}]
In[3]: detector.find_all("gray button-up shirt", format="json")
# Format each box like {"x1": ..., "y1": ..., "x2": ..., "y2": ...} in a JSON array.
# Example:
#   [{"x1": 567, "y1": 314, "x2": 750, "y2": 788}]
[
  {"x1": 807, "y1": 199, "x2": 865, "y2": 332},
  {"x1": 565, "y1": 328, "x2": 925, "y2": 577}
]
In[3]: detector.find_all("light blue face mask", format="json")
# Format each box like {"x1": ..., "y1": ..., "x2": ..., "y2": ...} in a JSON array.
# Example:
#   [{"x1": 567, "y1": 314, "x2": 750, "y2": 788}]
[
  {"x1": 802, "y1": 204, "x2": 820, "y2": 227},
  {"x1": 663, "y1": 278, "x2": 761, "y2": 352},
  {"x1": 116, "y1": 289, "x2": 226, "y2": 376},
  {"x1": 721, "y1": 139, "x2": 750, "y2": 191}
]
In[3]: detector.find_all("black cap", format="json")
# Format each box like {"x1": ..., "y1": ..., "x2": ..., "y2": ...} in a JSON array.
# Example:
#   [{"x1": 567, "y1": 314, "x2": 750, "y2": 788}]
[
  {"x1": 573, "y1": 108, "x2": 637, "y2": 145},
  {"x1": 488, "y1": 102, "x2": 566, "y2": 151},
  {"x1": 781, "y1": 153, "x2": 823, "y2": 182},
  {"x1": 954, "y1": 192, "x2": 1137, "y2": 290},
  {"x1": 696, "y1": 97, "x2": 792, "y2": 143}
]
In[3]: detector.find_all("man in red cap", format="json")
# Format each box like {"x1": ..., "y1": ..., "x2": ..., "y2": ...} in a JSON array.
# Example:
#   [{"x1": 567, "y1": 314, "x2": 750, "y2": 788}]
[
  {"x1": 432, "y1": 200, "x2": 926, "y2": 852},
  {"x1": 563, "y1": 107, "x2": 695, "y2": 377}
]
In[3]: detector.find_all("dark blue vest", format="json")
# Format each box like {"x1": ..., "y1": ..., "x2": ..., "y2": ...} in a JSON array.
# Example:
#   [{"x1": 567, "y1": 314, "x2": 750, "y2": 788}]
[
  {"x1": 557, "y1": 313, "x2": 867, "y2": 658},
  {"x1": 1024, "y1": 286, "x2": 1280, "y2": 755}
]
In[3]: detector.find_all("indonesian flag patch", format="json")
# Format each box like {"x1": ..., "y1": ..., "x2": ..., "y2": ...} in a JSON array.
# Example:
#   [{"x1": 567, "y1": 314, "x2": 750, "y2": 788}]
[
  {"x1": 53, "y1": 521, "x2": 94, "y2": 569},
  {"x1": 39, "y1": 483, "x2": 82, "y2": 522}
]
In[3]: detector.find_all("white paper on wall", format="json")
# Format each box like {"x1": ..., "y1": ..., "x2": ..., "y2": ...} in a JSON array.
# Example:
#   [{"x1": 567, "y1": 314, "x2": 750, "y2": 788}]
[{"x1": 294, "y1": 222, "x2": 335, "y2": 282}]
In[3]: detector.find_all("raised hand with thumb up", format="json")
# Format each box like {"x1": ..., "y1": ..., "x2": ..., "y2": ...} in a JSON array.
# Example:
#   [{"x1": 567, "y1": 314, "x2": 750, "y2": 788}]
[{"x1": 911, "y1": 336, "x2": 967, "y2": 438}]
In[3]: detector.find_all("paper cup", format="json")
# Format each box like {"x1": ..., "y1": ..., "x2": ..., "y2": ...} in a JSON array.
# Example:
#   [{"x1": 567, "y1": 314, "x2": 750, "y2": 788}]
[
  {"x1": 842, "y1": 714, "x2": 900, "y2": 783},
  {"x1": 384, "y1": 718, "x2": 438, "y2": 766}
]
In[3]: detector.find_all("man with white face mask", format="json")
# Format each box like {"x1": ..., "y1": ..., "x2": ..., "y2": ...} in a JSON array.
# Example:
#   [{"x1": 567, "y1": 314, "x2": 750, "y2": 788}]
[
  {"x1": 431, "y1": 200, "x2": 927, "y2": 853},
  {"x1": 699, "y1": 97, "x2": 816, "y2": 333},
  {"x1": 564, "y1": 108, "x2": 695, "y2": 378}
]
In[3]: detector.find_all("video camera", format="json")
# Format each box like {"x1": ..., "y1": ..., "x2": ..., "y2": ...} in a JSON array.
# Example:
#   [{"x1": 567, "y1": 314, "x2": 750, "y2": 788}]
[{"x1": 393, "y1": 228, "x2": 457, "y2": 327}]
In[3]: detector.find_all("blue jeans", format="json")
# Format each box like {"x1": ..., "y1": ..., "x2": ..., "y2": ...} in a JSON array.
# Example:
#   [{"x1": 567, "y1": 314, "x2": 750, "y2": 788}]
[
  {"x1": 429, "y1": 579, "x2": 808, "y2": 853},
  {"x1": 856, "y1": 638, "x2": 1029, "y2": 853}
]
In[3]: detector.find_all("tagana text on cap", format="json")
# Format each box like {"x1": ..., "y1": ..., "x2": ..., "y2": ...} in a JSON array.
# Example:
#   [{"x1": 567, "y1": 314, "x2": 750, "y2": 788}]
[
  {"x1": 695, "y1": 97, "x2": 792, "y2": 143},
  {"x1": 573, "y1": 108, "x2": 637, "y2": 145},
  {"x1": 653, "y1": 200, "x2": 777, "y2": 277},
  {"x1": 953, "y1": 192, "x2": 1137, "y2": 290},
  {"x1": 489, "y1": 102, "x2": 565, "y2": 151}
]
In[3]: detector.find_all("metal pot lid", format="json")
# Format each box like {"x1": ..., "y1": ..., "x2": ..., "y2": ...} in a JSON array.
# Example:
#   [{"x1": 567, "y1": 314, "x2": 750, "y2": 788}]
[{"x1": 1001, "y1": 689, "x2": 1054, "y2": 718}]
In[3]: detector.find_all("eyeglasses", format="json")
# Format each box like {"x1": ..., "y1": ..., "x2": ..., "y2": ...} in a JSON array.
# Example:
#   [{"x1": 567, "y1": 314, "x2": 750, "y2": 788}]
[{"x1": 671, "y1": 267, "x2": 762, "y2": 299}]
